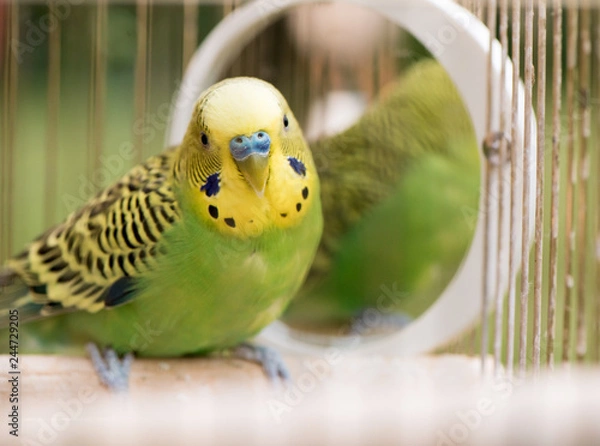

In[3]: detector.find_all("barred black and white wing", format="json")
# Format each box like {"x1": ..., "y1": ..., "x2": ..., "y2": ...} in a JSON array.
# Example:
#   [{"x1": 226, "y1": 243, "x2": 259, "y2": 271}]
[{"x1": 0, "y1": 151, "x2": 181, "y2": 325}]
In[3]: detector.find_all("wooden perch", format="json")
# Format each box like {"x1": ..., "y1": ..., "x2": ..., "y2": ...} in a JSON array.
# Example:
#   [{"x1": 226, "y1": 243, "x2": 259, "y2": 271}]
[{"x1": 2, "y1": 354, "x2": 600, "y2": 445}]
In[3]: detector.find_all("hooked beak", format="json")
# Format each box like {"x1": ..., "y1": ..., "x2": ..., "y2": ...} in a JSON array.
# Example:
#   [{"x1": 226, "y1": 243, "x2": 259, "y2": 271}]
[{"x1": 229, "y1": 131, "x2": 271, "y2": 195}]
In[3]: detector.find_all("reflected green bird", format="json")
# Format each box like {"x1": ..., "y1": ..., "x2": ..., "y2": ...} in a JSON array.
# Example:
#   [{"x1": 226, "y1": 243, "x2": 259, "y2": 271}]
[
  {"x1": 284, "y1": 59, "x2": 480, "y2": 332},
  {"x1": 0, "y1": 77, "x2": 323, "y2": 387}
]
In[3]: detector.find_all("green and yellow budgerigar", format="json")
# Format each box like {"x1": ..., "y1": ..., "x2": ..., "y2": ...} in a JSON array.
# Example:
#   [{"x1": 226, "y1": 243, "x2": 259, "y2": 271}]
[
  {"x1": 284, "y1": 59, "x2": 480, "y2": 332},
  {"x1": 0, "y1": 77, "x2": 322, "y2": 386}
]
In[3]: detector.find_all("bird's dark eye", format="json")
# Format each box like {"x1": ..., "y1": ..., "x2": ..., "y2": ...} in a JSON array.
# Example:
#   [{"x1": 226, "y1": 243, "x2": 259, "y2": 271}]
[
  {"x1": 283, "y1": 115, "x2": 289, "y2": 129},
  {"x1": 200, "y1": 132, "x2": 209, "y2": 147}
]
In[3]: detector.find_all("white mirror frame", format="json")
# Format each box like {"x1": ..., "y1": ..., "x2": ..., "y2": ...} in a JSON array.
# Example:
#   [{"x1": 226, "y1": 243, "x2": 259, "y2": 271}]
[{"x1": 167, "y1": 0, "x2": 536, "y2": 356}]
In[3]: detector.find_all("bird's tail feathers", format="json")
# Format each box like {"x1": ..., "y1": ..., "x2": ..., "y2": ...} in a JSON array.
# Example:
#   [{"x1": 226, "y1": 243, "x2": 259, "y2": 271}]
[{"x1": 0, "y1": 267, "x2": 43, "y2": 327}]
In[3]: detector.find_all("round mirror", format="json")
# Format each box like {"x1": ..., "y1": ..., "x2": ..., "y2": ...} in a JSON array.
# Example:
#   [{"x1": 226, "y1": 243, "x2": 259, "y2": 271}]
[
  {"x1": 215, "y1": 4, "x2": 480, "y2": 338},
  {"x1": 168, "y1": 0, "x2": 535, "y2": 356}
]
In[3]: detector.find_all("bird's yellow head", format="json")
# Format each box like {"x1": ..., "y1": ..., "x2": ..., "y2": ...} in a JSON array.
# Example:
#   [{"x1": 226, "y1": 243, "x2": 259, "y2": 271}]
[{"x1": 174, "y1": 77, "x2": 320, "y2": 238}]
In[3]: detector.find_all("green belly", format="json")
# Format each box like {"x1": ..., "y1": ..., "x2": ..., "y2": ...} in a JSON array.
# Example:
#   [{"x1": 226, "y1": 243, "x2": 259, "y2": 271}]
[{"x1": 27, "y1": 200, "x2": 322, "y2": 357}]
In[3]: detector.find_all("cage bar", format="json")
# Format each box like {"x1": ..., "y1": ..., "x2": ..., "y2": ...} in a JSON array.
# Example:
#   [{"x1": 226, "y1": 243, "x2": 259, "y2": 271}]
[
  {"x1": 481, "y1": 0, "x2": 498, "y2": 373},
  {"x1": 507, "y1": 0, "x2": 522, "y2": 376},
  {"x1": 576, "y1": 0, "x2": 591, "y2": 363},
  {"x1": 563, "y1": 4, "x2": 579, "y2": 363},
  {"x1": 134, "y1": 0, "x2": 150, "y2": 164},
  {"x1": 493, "y1": 0, "x2": 510, "y2": 376},
  {"x1": 44, "y1": 1, "x2": 62, "y2": 227},
  {"x1": 595, "y1": 7, "x2": 600, "y2": 364},
  {"x1": 1, "y1": 3, "x2": 18, "y2": 264},
  {"x1": 547, "y1": 0, "x2": 563, "y2": 368},
  {"x1": 533, "y1": 0, "x2": 547, "y2": 375},
  {"x1": 519, "y1": 0, "x2": 535, "y2": 376},
  {"x1": 87, "y1": 0, "x2": 108, "y2": 187},
  {"x1": 182, "y1": 1, "x2": 199, "y2": 73}
]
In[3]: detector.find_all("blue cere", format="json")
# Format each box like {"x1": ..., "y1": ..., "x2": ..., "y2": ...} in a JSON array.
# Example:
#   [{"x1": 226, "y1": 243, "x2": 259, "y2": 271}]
[{"x1": 229, "y1": 131, "x2": 271, "y2": 161}]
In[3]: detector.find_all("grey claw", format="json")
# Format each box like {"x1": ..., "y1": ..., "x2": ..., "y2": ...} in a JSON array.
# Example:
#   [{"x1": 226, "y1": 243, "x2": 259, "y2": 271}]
[
  {"x1": 349, "y1": 308, "x2": 413, "y2": 336},
  {"x1": 232, "y1": 343, "x2": 291, "y2": 382},
  {"x1": 86, "y1": 343, "x2": 133, "y2": 392}
]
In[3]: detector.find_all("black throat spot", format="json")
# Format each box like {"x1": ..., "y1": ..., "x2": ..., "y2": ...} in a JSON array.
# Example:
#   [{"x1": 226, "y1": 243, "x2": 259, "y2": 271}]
[{"x1": 200, "y1": 173, "x2": 220, "y2": 197}]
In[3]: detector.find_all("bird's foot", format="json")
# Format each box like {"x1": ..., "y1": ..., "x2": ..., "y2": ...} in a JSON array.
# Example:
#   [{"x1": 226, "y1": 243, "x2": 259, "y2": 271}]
[
  {"x1": 349, "y1": 308, "x2": 413, "y2": 336},
  {"x1": 231, "y1": 343, "x2": 290, "y2": 382},
  {"x1": 86, "y1": 343, "x2": 134, "y2": 392}
]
